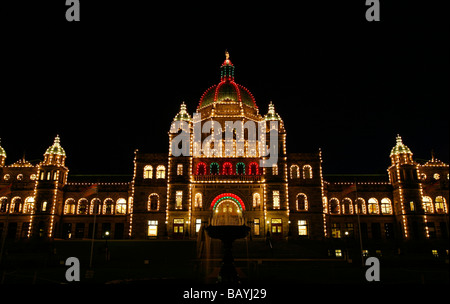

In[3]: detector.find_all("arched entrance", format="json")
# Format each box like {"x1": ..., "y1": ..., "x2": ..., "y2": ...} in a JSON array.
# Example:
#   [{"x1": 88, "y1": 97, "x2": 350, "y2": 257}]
[{"x1": 210, "y1": 193, "x2": 245, "y2": 226}]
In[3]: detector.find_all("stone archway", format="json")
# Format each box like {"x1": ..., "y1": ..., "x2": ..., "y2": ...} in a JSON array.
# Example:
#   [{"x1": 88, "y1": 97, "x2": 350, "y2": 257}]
[{"x1": 210, "y1": 193, "x2": 245, "y2": 226}]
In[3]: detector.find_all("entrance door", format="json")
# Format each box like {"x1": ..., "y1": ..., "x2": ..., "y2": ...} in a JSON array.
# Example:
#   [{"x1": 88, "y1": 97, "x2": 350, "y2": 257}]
[
  {"x1": 271, "y1": 219, "x2": 282, "y2": 239},
  {"x1": 173, "y1": 218, "x2": 184, "y2": 238},
  {"x1": 212, "y1": 200, "x2": 243, "y2": 226}
]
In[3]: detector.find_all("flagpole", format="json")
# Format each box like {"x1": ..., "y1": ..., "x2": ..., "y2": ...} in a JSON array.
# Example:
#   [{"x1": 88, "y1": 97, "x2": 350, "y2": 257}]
[
  {"x1": 355, "y1": 181, "x2": 364, "y2": 267},
  {"x1": 89, "y1": 185, "x2": 98, "y2": 269}
]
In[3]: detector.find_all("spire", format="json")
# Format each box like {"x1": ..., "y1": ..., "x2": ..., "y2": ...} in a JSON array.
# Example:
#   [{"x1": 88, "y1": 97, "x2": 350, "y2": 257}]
[
  {"x1": 264, "y1": 101, "x2": 281, "y2": 121},
  {"x1": 390, "y1": 134, "x2": 412, "y2": 157},
  {"x1": 45, "y1": 135, "x2": 66, "y2": 157},
  {"x1": 173, "y1": 102, "x2": 192, "y2": 122},
  {"x1": 220, "y1": 50, "x2": 235, "y2": 81}
]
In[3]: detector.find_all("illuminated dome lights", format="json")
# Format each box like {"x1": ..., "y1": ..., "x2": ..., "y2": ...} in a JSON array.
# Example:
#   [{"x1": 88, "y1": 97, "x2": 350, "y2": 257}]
[
  {"x1": 198, "y1": 51, "x2": 257, "y2": 109},
  {"x1": 390, "y1": 134, "x2": 412, "y2": 157},
  {"x1": 45, "y1": 135, "x2": 66, "y2": 157},
  {"x1": 264, "y1": 101, "x2": 281, "y2": 121},
  {"x1": 0, "y1": 138, "x2": 6, "y2": 158},
  {"x1": 173, "y1": 102, "x2": 192, "y2": 122}
]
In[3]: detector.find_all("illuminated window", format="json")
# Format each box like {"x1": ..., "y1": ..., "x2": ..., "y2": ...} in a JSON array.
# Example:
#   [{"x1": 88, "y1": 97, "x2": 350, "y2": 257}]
[
  {"x1": 254, "y1": 218, "x2": 260, "y2": 236},
  {"x1": 271, "y1": 218, "x2": 282, "y2": 234},
  {"x1": 381, "y1": 198, "x2": 392, "y2": 214},
  {"x1": 0, "y1": 197, "x2": 8, "y2": 213},
  {"x1": 103, "y1": 198, "x2": 114, "y2": 215},
  {"x1": 173, "y1": 218, "x2": 184, "y2": 234},
  {"x1": 210, "y1": 162, "x2": 219, "y2": 175},
  {"x1": 355, "y1": 198, "x2": 366, "y2": 214},
  {"x1": 222, "y1": 162, "x2": 233, "y2": 175},
  {"x1": 253, "y1": 193, "x2": 261, "y2": 209},
  {"x1": 302, "y1": 165, "x2": 312, "y2": 179},
  {"x1": 64, "y1": 199, "x2": 76, "y2": 215},
  {"x1": 435, "y1": 196, "x2": 446, "y2": 213},
  {"x1": 116, "y1": 198, "x2": 127, "y2": 214},
  {"x1": 90, "y1": 198, "x2": 101, "y2": 215},
  {"x1": 194, "y1": 193, "x2": 202, "y2": 208},
  {"x1": 290, "y1": 165, "x2": 299, "y2": 179},
  {"x1": 176, "y1": 191, "x2": 183, "y2": 209},
  {"x1": 77, "y1": 199, "x2": 88, "y2": 215},
  {"x1": 433, "y1": 173, "x2": 440, "y2": 180},
  {"x1": 432, "y1": 249, "x2": 439, "y2": 258},
  {"x1": 196, "y1": 162, "x2": 207, "y2": 175},
  {"x1": 42, "y1": 201, "x2": 48, "y2": 212},
  {"x1": 195, "y1": 218, "x2": 202, "y2": 233},
  {"x1": 249, "y1": 162, "x2": 259, "y2": 175},
  {"x1": 329, "y1": 198, "x2": 340, "y2": 214},
  {"x1": 296, "y1": 193, "x2": 307, "y2": 211},
  {"x1": 148, "y1": 220, "x2": 158, "y2": 237},
  {"x1": 423, "y1": 196, "x2": 433, "y2": 213},
  {"x1": 177, "y1": 164, "x2": 183, "y2": 175},
  {"x1": 273, "y1": 191, "x2": 280, "y2": 209},
  {"x1": 342, "y1": 198, "x2": 352, "y2": 214},
  {"x1": 24, "y1": 197, "x2": 34, "y2": 214},
  {"x1": 409, "y1": 201, "x2": 415, "y2": 212},
  {"x1": 332, "y1": 223, "x2": 341, "y2": 238},
  {"x1": 335, "y1": 249, "x2": 342, "y2": 257},
  {"x1": 272, "y1": 164, "x2": 278, "y2": 175},
  {"x1": 368, "y1": 198, "x2": 379, "y2": 214},
  {"x1": 298, "y1": 220, "x2": 308, "y2": 236},
  {"x1": 156, "y1": 165, "x2": 166, "y2": 179},
  {"x1": 148, "y1": 193, "x2": 159, "y2": 211}
]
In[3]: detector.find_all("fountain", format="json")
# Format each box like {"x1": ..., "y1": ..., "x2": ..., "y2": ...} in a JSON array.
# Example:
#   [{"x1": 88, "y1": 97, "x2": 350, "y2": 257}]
[{"x1": 205, "y1": 224, "x2": 250, "y2": 283}]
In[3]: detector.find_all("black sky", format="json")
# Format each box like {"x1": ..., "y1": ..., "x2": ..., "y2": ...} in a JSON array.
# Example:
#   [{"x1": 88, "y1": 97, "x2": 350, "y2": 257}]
[{"x1": 1, "y1": 1, "x2": 449, "y2": 176}]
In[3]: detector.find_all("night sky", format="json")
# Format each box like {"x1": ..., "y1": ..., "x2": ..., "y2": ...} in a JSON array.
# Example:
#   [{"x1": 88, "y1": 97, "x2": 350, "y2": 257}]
[{"x1": 2, "y1": 1, "x2": 449, "y2": 176}]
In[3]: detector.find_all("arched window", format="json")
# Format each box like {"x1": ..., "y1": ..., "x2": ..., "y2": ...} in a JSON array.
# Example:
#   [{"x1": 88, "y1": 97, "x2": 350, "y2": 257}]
[
  {"x1": 381, "y1": 198, "x2": 392, "y2": 214},
  {"x1": 90, "y1": 198, "x2": 102, "y2": 215},
  {"x1": 24, "y1": 197, "x2": 34, "y2": 214},
  {"x1": 435, "y1": 196, "x2": 446, "y2": 213},
  {"x1": 249, "y1": 162, "x2": 259, "y2": 175},
  {"x1": 222, "y1": 162, "x2": 233, "y2": 175},
  {"x1": 103, "y1": 198, "x2": 114, "y2": 215},
  {"x1": 144, "y1": 165, "x2": 153, "y2": 179},
  {"x1": 330, "y1": 198, "x2": 340, "y2": 214},
  {"x1": 77, "y1": 198, "x2": 89, "y2": 215},
  {"x1": 355, "y1": 198, "x2": 366, "y2": 214},
  {"x1": 253, "y1": 193, "x2": 261, "y2": 209},
  {"x1": 422, "y1": 196, "x2": 433, "y2": 213},
  {"x1": 11, "y1": 196, "x2": 22, "y2": 213},
  {"x1": 116, "y1": 198, "x2": 127, "y2": 214},
  {"x1": 196, "y1": 162, "x2": 207, "y2": 175},
  {"x1": 303, "y1": 165, "x2": 313, "y2": 179},
  {"x1": 156, "y1": 165, "x2": 166, "y2": 179},
  {"x1": 210, "y1": 162, "x2": 219, "y2": 175},
  {"x1": 368, "y1": 198, "x2": 379, "y2": 214},
  {"x1": 236, "y1": 162, "x2": 245, "y2": 175},
  {"x1": 296, "y1": 193, "x2": 308, "y2": 211},
  {"x1": 290, "y1": 165, "x2": 300, "y2": 179},
  {"x1": 342, "y1": 198, "x2": 353, "y2": 214},
  {"x1": 0, "y1": 197, "x2": 8, "y2": 213},
  {"x1": 194, "y1": 193, "x2": 202, "y2": 208},
  {"x1": 148, "y1": 193, "x2": 159, "y2": 211},
  {"x1": 64, "y1": 198, "x2": 76, "y2": 215}
]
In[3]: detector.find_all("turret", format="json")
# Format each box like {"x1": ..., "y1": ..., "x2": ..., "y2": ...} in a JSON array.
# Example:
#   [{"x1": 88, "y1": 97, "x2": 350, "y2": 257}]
[{"x1": 0, "y1": 138, "x2": 6, "y2": 167}]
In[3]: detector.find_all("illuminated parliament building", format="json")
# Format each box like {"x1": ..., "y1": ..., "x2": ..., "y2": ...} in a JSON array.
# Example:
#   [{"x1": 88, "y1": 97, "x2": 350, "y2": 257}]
[{"x1": 0, "y1": 53, "x2": 449, "y2": 245}]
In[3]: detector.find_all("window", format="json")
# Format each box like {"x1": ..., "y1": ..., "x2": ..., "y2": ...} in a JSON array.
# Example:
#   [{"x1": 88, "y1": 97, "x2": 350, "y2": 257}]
[
  {"x1": 78, "y1": 199, "x2": 88, "y2": 215},
  {"x1": 342, "y1": 198, "x2": 352, "y2": 214},
  {"x1": 210, "y1": 162, "x2": 219, "y2": 175},
  {"x1": 249, "y1": 162, "x2": 259, "y2": 175},
  {"x1": 176, "y1": 191, "x2": 183, "y2": 209},
  {"x1": 148, "y1": 193, "x2": 159, "y2": 211},
  {"x1": 24, "y1": 197, "x2": 34, "y2": 214},
  {"x1": 355, "y1": 198, "x2": 366, "y2": 214},
  {"x1": 196, "y1": 162, "x2": 207, "y2": 175},
  {"x1": 11, "y1": 197, "x2": 22, "y2": 213},
  {"x1": 194, "y1": 193, "x2": 202, "y2": 208},
  {"x1": 144, "y1": 165, "x2": 153, "y2": 179},
  {"x1": 64, "y1": 199, "x2": 76, "y2": 215},
  {"x1": 148, "y1": 220, "x2": 158, "y2": 237},
  {"x1": 236, "y1": 162, "x2": 245, "y2": 175},
  {"x1": 173, "y1": 218, "x2": 184, "y2": 234},
  {"x1": 330, "y1": 198, "x2": 340, "y2": 214},
  {"x1": 42, "y1": 201, "x2": 48, "y2": 212},
  {"x1": 103, "y1": 199, "x2": 114, "y2": 215},
  {"x1": 273, "y1": 191, "x2": 280, "y2": 209},
  {"x1": 116, "y1": 198, "x2": 127, "y2": 214},
  {"x1": 298, "y1": 220, "x2": 308, "y2": 236},
  {"x1": 290, "y1": 165, "x2": 299, "y2": 179},
  {"x1": 156, "y1": 165, "x2": 166, "y2": 179},
  {"x1": 90, "y1": 199, "x2": 101, "y2": 215},
  {"x1": 332, "y1": 223, "x2": 341, "y2": 238},
  {"x1": 296, "y1": 193, "x2": 307, "y2": 211},
  {"x1": 432, "y1": 249, "x2": 439, "y2": 258},
  {"x1": 435, "y1": 196, "x2": 446, "y2": 213},
  {"x1": 272, "y1": 164, "x2": 278, "y2": 175},
  {"x1": 254, "y1": 218, "x2": 260, "y2": 236},
  {"x1": 253, "y1": 193, "x2": 261, "y2": 209},
  {"x1": 409, "y1": 201, "x2": 415, "y2": 212},
  {"x1": 0, "y1": 198, "x2": 7, "y2": 213},
  {"x1": 381, "y1": 198, "x2": 392, "y2": 214},
  {"x1": 433, "y1": 173, "x2": 440, "y2": 180},
  {"x1": 335, "y1": 249, "x2": 342, "y2": 257},
  {"x1": 302, "y1": 165, "x2": 312, "y2": 179},
  {"x1": 368, "y1": 198, "x2": 379, "y2": 214},
  {"x1": 177, "y1": 164, "x2": 183, "y2": 175},
  {"x1": 195, "y1": 219, "x2": 202, "y2": 233},
  {"x1": 222, "y1": 162, "x2": 233, "y2": 175},
  {"x1": 271, "y1": 219, "x2": 282, "y2": 234},
  {"x1": 423, "y1": 196, "x2": 433, "y2": 213}
]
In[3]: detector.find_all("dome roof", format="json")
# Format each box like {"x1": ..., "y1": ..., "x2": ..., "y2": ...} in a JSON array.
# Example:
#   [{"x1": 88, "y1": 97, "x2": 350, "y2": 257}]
[
  {"x1": 0, "y1": 138, "x2": 6, "y2": 158},
  {"x1": 198, "y1": 51, "x2": 257, "y2": 109},
  {"x1": 45, "y1": 135, "x2": 66, "y2": 157},
  {"x1": 173, "y1": 102, "x2": 192, "y2": 122},
  {"x1": 264, "y1": 102, "x2": 281, "y2": 121},
  {"x1": 390, "y1": 135, "x2": 412, "y2": 157}
]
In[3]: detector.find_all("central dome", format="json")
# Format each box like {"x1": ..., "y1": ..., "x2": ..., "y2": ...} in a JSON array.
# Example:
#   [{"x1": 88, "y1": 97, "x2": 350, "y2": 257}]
[{"x1": 198, "y1": 52, "x2": 257, "y2": 109}]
